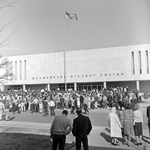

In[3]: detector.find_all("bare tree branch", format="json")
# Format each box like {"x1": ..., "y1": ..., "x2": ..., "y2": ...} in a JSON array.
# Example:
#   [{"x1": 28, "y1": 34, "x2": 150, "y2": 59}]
[
  {"x1": 0, "y1": 42, "x2": 11, "y2": 49},
  {"x1": 0, "y1": 1, "x2": 19, "y2": 84},
  {"x1": 0, "y1": 26, "x2": 19, "y2": 47},
  {"x1": 0, "y1": 21, "x2": 12, "y2": 33},
  {"x1": 0, "y1": 10, "x2": 9, "y2": 20},
  {"x1": 0, "y1": 57, "x2": 14, "y2": 83},
  {"x1": 0, "y1": 0, "x2": 20, "y2": 9}
]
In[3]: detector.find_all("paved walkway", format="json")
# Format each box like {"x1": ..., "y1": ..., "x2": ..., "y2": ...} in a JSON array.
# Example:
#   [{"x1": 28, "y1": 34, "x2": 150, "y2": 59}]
[
  {"x1": 0, "y1": 120, "x2": 150, "y2": 150},
  {"x1": 0, "y1": 101, "x2": 150, "y2": 150}
]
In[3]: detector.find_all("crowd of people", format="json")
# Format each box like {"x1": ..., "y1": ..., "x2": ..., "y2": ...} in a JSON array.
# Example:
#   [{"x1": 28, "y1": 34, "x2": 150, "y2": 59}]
[
  {"x1": 0, "y1": 86, "x2": 147, "y2": 149},
  {"x1": 108, "y1": 103, "x2": 144, "y2": 147},
  {"x1": 0, "y1": 86, "x2": 143, "y2": 119}
]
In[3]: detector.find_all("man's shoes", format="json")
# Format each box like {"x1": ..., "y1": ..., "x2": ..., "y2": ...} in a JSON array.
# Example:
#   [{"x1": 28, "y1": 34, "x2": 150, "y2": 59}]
[
  {"x1": 111, "y1": 141, "x2": 119, "y2": 146},
  {"x1": 134, "y1": 142, "x2": 142, "y2": 146}
]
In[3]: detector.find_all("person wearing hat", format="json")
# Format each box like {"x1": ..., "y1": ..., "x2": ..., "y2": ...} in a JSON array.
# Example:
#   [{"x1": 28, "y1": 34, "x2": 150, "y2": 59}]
[{"x1": 72, "y1": 108, "x2": 92, "y2": 150}]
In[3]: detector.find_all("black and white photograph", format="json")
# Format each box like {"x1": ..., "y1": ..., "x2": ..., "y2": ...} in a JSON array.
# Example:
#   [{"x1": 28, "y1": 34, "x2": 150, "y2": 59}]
[{"x1": 0, "y1": 0, "x2": 150, "y2": 150}]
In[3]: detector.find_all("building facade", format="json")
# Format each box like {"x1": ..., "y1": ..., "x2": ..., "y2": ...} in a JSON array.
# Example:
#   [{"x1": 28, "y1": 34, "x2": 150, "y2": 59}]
[{"x1": 1, "y1": 43, "x2": 150, "y2": 93}]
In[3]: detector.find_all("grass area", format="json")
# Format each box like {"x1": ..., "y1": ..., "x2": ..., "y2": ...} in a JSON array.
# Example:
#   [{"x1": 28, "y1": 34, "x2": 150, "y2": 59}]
[{"x1": 0, "y1": 127, "x2": 75, "y2": 150}]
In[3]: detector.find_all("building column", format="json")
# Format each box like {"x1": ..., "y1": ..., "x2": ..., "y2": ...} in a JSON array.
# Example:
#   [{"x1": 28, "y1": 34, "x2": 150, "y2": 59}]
[
  {"x1": 23, "y1": 84, "x2": 26, "y2": 91},
  {"x1": 103, "y1": 82, "x2": 107, "y2": 89},
  {"x1": 136, "y1": 80, "x2": 140, "y2": 91},
  {"x1": 74, "y1": 83, "x2": 77, "y2": 91},
  {"x1": 47, "y1": 83, "x2": 50, "y2": 91},
  {"x1": 0, "y1": 85, "x2": 4, "y2": 92}
]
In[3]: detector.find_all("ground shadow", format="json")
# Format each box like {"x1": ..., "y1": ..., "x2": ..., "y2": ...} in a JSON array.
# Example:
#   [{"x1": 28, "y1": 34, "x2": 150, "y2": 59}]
[
  {"x1": 86, "y1": 145, "x2": 132, "y2": 150},
  {"x1": 100, "y1": 132, "x2": 112, "y2": 143},
  {"x1": 0, "y1": 132, "x2": 75, "y2": 150},
  {"x1": 8, "y1": 116, "x2": 15, "y2": 121},
  {"x1": 143, "y1": 135, "x2": 150, "y2": 144},
  {"x1": 100, "y1": 128, "x2": 127, "y2": 144},
  {"x1": 2, "y1": 115, "x2": 15, "y2": 121}
]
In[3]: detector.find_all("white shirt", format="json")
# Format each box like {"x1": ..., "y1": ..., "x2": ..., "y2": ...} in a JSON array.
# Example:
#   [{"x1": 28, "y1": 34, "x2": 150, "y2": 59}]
[
  {"x1": 48, "y1": 101, "x2": 55, "y2": 107},
  {"x1": 133, "y1": 109, "x2": 143, "y2": 124}
]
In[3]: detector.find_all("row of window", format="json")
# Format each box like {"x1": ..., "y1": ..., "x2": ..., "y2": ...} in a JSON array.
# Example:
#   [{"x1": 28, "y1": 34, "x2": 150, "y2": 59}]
[
  {"x1": 14, "y1": 60, "x2": 27, "y2": 80},
  {"x1": 32, "y1": 73, "x2": 124, "y2": 80},
  {"x1": 131, "y1": 50, "x2": 149, "y2": 74}
]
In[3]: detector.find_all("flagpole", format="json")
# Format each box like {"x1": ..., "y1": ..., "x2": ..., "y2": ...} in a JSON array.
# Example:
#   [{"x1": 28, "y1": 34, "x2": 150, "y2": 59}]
[{"x1": 64, "y1": 8, "x2": 67, "y2": 91}]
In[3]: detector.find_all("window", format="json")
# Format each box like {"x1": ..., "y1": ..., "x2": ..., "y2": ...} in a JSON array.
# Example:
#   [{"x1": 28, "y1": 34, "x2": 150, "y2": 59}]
[
  {"x1": 131, "y1": 52, "x2": 135, "y2": 74},
  {"x1": 24, "y1": 60, "x2": 26, "y2": 80},
  {"x1": 10, "y1": 61, "x2": 12, "y2": 80},
  {"x1": 139, "y1": 51, "x2": 142, "y2": 74},
  {"x1": 20, "y1": 61, "x2": 22, "y2": 80},
  {"x1": 146, "y1": 50, "x2": 149, "y2": 74},
  {"x1": 15, "y1": 61, "x2": 17, "y2": 80}
]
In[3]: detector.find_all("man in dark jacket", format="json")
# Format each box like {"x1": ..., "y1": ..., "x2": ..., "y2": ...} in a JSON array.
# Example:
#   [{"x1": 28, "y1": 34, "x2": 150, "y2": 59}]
[
  {"x1": 146, "y1": 105, "x2": 150, "y2": 136},
  {"x1": 72, "y1": 108, "x2": 92, "y2": 150}
]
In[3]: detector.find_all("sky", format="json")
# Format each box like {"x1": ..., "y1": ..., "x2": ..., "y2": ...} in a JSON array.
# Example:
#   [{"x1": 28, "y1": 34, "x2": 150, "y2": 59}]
[{"x1": 0, "y1": 0, "x2": 150, "y2": 56}]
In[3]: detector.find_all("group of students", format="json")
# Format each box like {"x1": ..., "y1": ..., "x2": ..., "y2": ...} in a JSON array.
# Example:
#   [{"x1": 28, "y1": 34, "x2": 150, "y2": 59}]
[
  {"x1": 0, "y1": 86, "x2": 144, "y2": 122},
  {"x1": 108, "y1": 103, "x2": 144, "y2": 147}
]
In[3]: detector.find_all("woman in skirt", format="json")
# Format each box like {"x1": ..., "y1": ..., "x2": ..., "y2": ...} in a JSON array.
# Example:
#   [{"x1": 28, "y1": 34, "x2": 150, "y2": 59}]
[
  {"x1": 122, "y1": 103, "x2": 134, "y2": 147},
  {"x1": 133, "y1": 104, "x2": 143, "y2": 145}
]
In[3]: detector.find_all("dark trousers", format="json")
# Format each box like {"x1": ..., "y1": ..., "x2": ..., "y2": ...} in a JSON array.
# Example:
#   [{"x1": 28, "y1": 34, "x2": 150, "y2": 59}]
[
  {"x1": 83, "y1": 104, "x2": 89, "y2": 114},
  {"x1": 52, "y1": 134, "x2": 66, "y2": 150},
  {"x1": 12, "y1": 103, "x2": 16, "y2": 113},
  {"x1": 43, "y1": 107, "x2": 48, "y2": 116},
  {"x1": 50, "y1": 107, "x2": 55, "y2": 116},
  {"x1": 34, "y1": 103, "x2": 39, "y2": 113},
  {"x1": 76, "y1": 134, "x2": 89, "y2": 150},
  {"x1": 70, "y1": 106, "x2": 75, "y2": 114}
]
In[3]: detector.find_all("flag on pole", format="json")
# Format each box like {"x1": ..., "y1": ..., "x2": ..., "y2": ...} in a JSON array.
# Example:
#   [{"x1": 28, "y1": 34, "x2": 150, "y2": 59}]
[{"x1": 65, "y1": 12, "x2": 78, "y2": 20}]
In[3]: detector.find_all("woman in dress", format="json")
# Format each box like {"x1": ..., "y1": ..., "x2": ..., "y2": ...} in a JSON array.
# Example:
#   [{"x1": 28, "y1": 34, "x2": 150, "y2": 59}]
[
  {"x1": 133, "y1": 104, "x2": 143, "y2": 145},
  {"x1": 107, "y1": 106, "x2": 122, "y2": 146},
  {"x1": 122, "y1": 103, "x2": 134, "y2": 147}
]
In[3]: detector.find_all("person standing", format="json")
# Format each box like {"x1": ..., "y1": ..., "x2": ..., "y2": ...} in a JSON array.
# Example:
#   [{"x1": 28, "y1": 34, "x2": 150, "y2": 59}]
[
  {"x1": 147, "y1": 105, "x2": 150, "y2": 137},
  {"x1": 60, "y1": 94, "x2": 65, "y2": 110},
  {"x1": 72, "y1": 108, "x2": 92, "y2": 150},
  {"x1": 42, "y1": 98, "x2": 48, "y2": 116},
  {"x1": 3, "y1": 100, "x2": 10, "y2": 121},
  {"x1": 83, "y1": 94, "x2": 89, "y2": 114},
  {"x1": 50, "y1": 110, "x2": 72, "y2": 150},
  {"x1": 133, "y1": 104, "x2": 143, "y2": 145},
  {"x1": 48, "y1": 99, "x2": 56, "y2": 117},
  {"x1": 107, "y1": 106, "x2": 122, "y2": 146},
  {"x1": 0, "y1": 99, "x2": 5, "y2": 120},
  {"x1": 122, "y1": 103, "x2": 134, "y2": 147}
]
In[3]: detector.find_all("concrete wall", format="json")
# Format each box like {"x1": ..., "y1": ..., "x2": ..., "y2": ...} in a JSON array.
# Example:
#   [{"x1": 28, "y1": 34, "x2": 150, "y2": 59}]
[{"x1": 3, "y1": 43, "x2": 150, "y2": 93}]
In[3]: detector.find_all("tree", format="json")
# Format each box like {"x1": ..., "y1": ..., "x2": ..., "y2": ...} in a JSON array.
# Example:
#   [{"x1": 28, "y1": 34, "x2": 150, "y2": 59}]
[
  {"x1": 0, "y1": 0, "x2": 19, "y2": 48},
  {"x1": 0, "y1": 55, "x2": 14, "y2": 84},
  {"x1": 0, "y1": 0, "x2": 19, "y2": 85}
]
